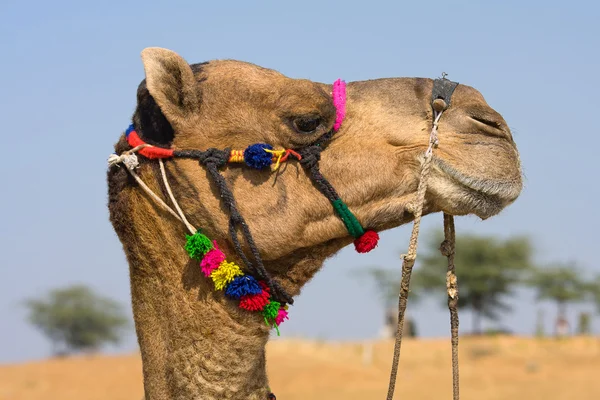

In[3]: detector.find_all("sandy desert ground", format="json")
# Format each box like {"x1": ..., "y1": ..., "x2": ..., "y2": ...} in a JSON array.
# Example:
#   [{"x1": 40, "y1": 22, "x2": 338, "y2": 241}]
[{"x1": 1, "y1": 336, "x2": 599, "y2": 400}]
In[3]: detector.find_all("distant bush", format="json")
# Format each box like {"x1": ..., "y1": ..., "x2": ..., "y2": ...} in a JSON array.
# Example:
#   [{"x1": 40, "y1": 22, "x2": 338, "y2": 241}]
[
  {"x1": 483, "y1": 328, "x2": 513, "y2": 336},
  {"x1": 25, "y1": 285, "x2": 130, "y2": 356},
  {"x1": 577, "y1": 312, "x2": 591, "y2": 335}
]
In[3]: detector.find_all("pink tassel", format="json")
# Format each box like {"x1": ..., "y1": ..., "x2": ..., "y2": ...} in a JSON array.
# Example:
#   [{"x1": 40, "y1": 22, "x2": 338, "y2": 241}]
[
  {"x1": 332, "y1": 79, "x2": 347, "y2": 132},
  {"x1": 275, "y1": 308, "x2": 289, "y2": 326},
  {"x1": 200, "y1": 241, "x2": 226, "y2": 277}
]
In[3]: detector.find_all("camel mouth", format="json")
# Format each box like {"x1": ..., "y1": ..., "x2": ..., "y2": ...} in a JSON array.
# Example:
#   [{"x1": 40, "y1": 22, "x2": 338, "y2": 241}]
[{"x1": 431, "y1": 157, "x2": 523, "y2": 219}]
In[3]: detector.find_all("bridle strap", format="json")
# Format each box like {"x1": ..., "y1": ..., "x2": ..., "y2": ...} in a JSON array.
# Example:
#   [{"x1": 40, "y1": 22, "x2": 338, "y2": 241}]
[
  {"x1": 113, "y1": 104, "x2": 347, "y2": 307},
  {"x1": 432, "y1": 76, "x2": 459, "y2": 107},
  {"x1": 172, "y1": 147, "x2": 294, "y2": 305}
]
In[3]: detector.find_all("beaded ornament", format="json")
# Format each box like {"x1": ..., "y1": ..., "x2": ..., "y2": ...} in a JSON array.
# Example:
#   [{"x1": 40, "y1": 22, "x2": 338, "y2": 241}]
[{"x1": 185, "y1": 232, "x2": 288, "y2": 333}]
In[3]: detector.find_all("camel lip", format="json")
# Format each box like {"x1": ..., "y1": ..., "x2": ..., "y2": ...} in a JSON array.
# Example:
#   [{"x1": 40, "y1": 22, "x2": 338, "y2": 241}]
[
  {"x1": 432, "y1": 157, "x2": 522, "y2": 200},
  {"x1": 431, "y1": 157, "x2": 522, "y2": 219}
]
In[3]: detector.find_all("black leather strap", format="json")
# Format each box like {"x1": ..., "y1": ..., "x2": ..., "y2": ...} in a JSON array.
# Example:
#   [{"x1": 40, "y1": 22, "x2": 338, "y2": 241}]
[{"x1": 431, "y1": 77, "x2": 459, "y2": 108}]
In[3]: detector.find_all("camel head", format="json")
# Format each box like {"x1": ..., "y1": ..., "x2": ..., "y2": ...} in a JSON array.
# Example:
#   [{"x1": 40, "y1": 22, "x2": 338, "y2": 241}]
[
  {"x1": 107, "y1": 47, "x2": 522, "y2": 399},
  {"x1": 116, "y1": 47, "x2": 520, "y2": 290}
]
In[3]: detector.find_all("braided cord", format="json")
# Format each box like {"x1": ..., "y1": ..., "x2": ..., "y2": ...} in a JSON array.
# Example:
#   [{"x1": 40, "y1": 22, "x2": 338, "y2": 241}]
[
  {"x1": 298, "y1": 144, "x2": 366, "y2": 239},
  {"x1": 331, "y1": 199, "x2": 364, "y2": 238},
  {"x1": 174, "y1": 148, "x2": 293, "y2": 305}
]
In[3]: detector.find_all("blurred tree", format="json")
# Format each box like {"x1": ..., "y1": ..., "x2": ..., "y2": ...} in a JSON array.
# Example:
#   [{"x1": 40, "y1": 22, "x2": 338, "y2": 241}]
[
  {"x1": 577, "y1": 312, "x2": 591, "y2": 335},
  {"x1": 413, "y1": 232, "x2": 533, "y2": 335},
  {"x1": 587, "y1": 275, "x2": 600, "y2": 314},
  {"x1": 526, "y1": 263, "x2": 586, "y2": 337},
  {"x1": 534, "y1": 309, "x2": 545, "y2": 338},
  {"x1": 25, "y1": 285, "x2": 130, "y2": 356}
]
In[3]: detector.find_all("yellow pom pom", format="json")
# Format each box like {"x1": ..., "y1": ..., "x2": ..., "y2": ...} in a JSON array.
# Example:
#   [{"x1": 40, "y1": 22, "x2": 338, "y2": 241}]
[{"x1": 211, "y1": 261, "x2": 243, "y2": 290}]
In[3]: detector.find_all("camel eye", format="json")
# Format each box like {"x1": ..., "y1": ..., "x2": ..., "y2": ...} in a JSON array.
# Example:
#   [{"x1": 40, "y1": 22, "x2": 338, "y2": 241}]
[{"x1": 292, "y1": 116, "x2": 321, "y2": 133}]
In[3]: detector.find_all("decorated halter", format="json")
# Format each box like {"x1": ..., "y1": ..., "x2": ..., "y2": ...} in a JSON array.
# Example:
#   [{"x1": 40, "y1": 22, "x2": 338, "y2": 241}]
[{"x1": 109, "y1": 79, "x2": 379, "y2": 333}]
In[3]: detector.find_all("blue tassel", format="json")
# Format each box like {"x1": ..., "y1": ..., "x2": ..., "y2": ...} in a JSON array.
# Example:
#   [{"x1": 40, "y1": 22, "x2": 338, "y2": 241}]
[
  {"x1": 244, "y1": 143, "x2": 273, "y2": 169},
  {"x1": 225, "y1": 275, "x2": 262, "y2": 299}
]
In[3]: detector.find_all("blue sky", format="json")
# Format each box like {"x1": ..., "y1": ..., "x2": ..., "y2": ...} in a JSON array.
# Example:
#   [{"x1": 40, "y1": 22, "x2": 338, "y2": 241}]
[{"x1": 1, "y1": 0, "x2": 599, "y2": 363}]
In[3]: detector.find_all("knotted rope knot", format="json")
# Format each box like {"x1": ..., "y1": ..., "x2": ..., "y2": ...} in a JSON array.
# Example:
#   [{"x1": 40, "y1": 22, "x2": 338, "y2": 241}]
[
  {"x1": 298, "y1": 146, "x2": 322, "y2": 169},
  {"x1": 425, "y1": 110, "x2": 443, "y2": 157},
  {"x1": 108, "y1": 153, "x2": 138, "y2": 169},
  {"x1": 405, "y1": 202, "x2": 417, "y2": 214},
  {"x1": 400, "y1": 253, "x2": 416, "y2": 262},
  {"x1": 107, "y1": 144, "x2": 153, "y2": 170},
  {"x1": 425, "y1": 136, "x2": 439, "y2": 157},
  {"x1": 198, "y1": 148, "x2": 231, "y2": 168},
  {"x1": 439, "y1": 239, "x2": 455, "y2": 257},
  {"x1": 446, "y1": 270, "x2": 458, "y2": 299},
  {"x1": 229, "y1": 211, "x2": 244, "y2": 224}
]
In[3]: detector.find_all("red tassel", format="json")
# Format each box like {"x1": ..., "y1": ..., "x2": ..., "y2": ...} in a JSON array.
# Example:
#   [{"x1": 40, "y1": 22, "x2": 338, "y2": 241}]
[
  {"x1": 354, "y1": 230, "x2": 379, "y2": 253},
  {"x1": 239, "y1": 281, "x2": 270, "y2": 311}
]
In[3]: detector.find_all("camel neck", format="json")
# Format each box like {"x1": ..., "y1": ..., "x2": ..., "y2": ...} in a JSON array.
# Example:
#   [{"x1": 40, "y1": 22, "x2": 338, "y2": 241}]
[
  {"x1": 110, "y1": 165, "x2": 273, "y2": 399},
  {"x1": 129, "y1": 236, "x2": 272, "y2": 399}
]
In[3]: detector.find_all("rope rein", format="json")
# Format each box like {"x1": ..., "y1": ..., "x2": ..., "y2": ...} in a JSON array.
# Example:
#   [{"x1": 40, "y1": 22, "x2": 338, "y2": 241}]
[
  {"x1": 159, "y1": 159, "x2": 196, "y2": 235},
  {"x1": 385, "y1": 107, "x2": 442, "y2": 400},
  {"x1": 443, "y1": 212, "x2": 460, "y2": 400},
  {"x1": 385, "y1": 98, "x2": 461, "y2": 400}
]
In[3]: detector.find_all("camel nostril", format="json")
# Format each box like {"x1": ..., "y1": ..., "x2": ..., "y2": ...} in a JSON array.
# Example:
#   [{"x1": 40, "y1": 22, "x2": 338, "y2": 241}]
[
  {"x1": 466, "y1": 111, "x2": 512, "y2": 140},
  {"x1": 470, "y1": 116, "x2": 503, "y2": 130}
]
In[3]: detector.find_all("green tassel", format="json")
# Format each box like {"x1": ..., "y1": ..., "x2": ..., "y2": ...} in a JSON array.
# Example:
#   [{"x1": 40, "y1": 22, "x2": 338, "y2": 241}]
[
  {"x1": 263, "y1": 300, "x2": 281, "y2": 331},
  {"x1": 184, "y1": 231, "x2": 214, "y2": 260},
  {"x1": 263, "y1": 300, "x2": 280, "y2": 323},
  {"x1": 332, "y1": 199, "x2": 365, "y2": 238}
]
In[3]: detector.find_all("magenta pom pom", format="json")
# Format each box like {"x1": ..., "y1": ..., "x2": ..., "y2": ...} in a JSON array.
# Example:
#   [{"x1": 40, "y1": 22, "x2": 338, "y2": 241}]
[
  {"x1": 275, "y1": 307, "x2": 289, "y2": 326},
  {"x1": 332, "y1": 79, "x2": 347, "y2": 132},
  {"x1": 200, "y1": 241, "x2": 226, "y2": 277}
]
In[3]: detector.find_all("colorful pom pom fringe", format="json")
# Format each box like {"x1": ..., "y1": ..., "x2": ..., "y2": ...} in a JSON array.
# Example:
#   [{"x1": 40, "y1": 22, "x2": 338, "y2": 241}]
[
  {"x1": 184, "y1": 230, "x2": 289, "y2": 333},
  {"x1": 185, "y1": 232, "x2": 214, "y2": 260}
]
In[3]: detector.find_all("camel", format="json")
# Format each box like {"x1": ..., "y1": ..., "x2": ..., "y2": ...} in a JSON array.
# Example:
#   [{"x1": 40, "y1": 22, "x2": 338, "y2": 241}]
[{"x1": 107, "y1": 47, "x2": 522, "y2": 400}]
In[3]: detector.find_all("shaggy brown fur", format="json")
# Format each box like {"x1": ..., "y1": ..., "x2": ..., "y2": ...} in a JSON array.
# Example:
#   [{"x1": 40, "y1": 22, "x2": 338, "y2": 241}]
[{"x1": 107, "y1": 47, "x2": 522, "y2": 399}]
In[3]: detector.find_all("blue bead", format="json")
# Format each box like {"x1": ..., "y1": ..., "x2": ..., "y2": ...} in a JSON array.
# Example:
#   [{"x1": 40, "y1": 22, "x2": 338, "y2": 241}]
[{"x1": 244, "y1": 143, "x2": 273, "y2": 169}]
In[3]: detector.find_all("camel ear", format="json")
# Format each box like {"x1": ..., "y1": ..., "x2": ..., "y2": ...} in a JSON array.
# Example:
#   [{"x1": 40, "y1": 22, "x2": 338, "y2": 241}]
[{"x1": 140, "y1": 47, "x2": 200, "y2": 127}]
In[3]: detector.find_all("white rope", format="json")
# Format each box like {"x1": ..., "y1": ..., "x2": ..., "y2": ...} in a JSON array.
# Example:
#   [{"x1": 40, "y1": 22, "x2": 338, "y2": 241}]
[
  {"x1": 159, "y1": 159, "x2": 197, "y2": 234},
  {"x1": 400, "y1": 109, "x2": 442, "y2": 261},
  {"x1": 127, "y1": 167, "x2": 184, "y2": 223},
  {"x1": 107, "y1": 147, "x2": 187, "y2": 225}
]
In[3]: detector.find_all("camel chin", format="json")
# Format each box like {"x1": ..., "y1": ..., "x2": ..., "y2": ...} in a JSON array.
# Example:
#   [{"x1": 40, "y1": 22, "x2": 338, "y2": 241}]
[{"x1": 428, "y1": 159, "x2": 522, "y2": 220}]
